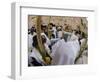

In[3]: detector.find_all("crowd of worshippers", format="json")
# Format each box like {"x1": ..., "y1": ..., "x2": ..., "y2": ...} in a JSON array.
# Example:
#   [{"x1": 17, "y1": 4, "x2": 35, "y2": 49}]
[{"x1": 28, "y1": 23, "x2": 88, "y2": 66}]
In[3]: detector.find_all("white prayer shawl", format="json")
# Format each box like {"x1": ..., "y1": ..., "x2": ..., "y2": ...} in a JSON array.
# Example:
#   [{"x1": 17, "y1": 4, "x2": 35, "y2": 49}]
[
  {"x1": 70, "y1": 33, "x2": 78, "y2": 41},
  {"x1": 41, "y1": 32, "x2": 51, "y2": 46},
  {"x1": 51, "y1": 38, "x2": 80, "y2": 65},
  {"x1": 44, "y1": 43, "x2": 51, "y2": 54},
  {"x1": 29, "y1": 48, "x2": 44, "y2": 64},
  {"x1": 66, "y1": 40, "x2": 80, "y2": 59},
  {"x1": 69, "y1": 33, "x2": 80, "y2": 57}
]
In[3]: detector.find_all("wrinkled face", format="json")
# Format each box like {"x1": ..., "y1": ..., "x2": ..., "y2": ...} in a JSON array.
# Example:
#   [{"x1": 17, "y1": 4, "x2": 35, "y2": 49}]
[{"x1": 41, "y1": 35, "x2": 47, "y2": 44}]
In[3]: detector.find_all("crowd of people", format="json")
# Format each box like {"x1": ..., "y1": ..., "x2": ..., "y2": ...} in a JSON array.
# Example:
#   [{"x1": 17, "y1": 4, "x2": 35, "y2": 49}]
[{"x1": 28, "y1": 23, "x2": 88, "y2": 66}]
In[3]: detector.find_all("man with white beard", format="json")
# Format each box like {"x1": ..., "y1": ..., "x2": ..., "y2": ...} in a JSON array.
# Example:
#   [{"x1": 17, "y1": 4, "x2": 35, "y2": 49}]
[{"x1": 51, "y1": 31, "x2": 80, "y2": 65}]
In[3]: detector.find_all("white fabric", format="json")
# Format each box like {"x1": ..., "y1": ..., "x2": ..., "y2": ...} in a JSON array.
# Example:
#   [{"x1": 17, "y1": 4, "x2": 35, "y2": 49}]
[
  {"x1": 51, "y1": 37, "x2": 80, "y2": 65},
  {"x1": 28, "y1": 34, "x2": 33, "y2": 50},
  {"x1": 41, "y1": 32, "x2": 51, "y2": 46},
  {"x1": 69, "y1": 33, "x2": 80, "y2": 57},
  {"x1": 30, "y1": 32, "x2": 51, "y2": 46},
  {"x1": 66, "y1": 40, "x2": 80, "y2": 59},
  {"x1": 63, "y1": 31, "x2": 72, "y2": 35},
  {"x1": 58, "y1": 26, "x2": 61, "y2": 29},
  {"x1": 70, "y1": 33, "x2": 78, "y2": 41},
  {"x1": 28, "y1": 34, "x2": 33, "y2": 56},
  {"x1": 28, "y1": 32, "x2": 37, "y2": 56},
  {"x1": 57, "y1": 31, "x2": 63, "y2": 38},
  {"x1": 28, "y1": 32, "x2": 37, "y2": 50},
  {"x1": 52, "y1": 26, "x2": 57, "y2": 38},
  {"x1": 29, "y1": 48, "x2": 44, "y2": 63},
  {"x1": 44, "y1": 43, "x2": 51, "y2": 54}
]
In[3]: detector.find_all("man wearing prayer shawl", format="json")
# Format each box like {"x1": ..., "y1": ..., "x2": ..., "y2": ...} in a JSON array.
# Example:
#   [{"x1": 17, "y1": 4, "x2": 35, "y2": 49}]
[{"x1": 51, "y1": 31, "x2": 80, "y2": 65}]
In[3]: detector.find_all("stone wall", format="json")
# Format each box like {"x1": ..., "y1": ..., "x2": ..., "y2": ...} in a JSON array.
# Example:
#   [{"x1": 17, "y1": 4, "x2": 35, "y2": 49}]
[{"x1": 28, "y1": 15, "x2": 88, "y2": 30}]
